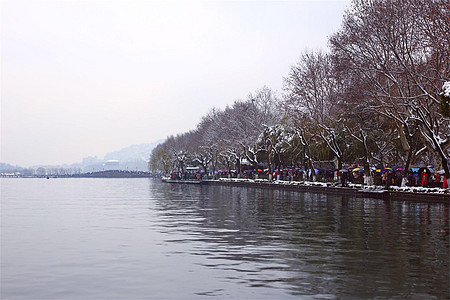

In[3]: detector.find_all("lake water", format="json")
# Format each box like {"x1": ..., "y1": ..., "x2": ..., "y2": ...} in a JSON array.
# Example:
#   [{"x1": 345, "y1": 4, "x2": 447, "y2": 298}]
[{"x1": 1, "y1": 178, "x2": 449, "y2": 299}]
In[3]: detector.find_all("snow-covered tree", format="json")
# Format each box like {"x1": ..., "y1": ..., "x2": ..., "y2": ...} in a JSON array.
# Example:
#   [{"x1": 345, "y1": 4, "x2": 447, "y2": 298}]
[
  {"x1": 330, "y1": 0, "x2": 449, "y2": 179},
  {"x1": 283, "y1": 50, "x2": 348, "y2": 169}
]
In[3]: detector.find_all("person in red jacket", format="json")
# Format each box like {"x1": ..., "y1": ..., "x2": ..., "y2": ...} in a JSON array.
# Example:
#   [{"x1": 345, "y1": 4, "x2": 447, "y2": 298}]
[{"x1": 421, "y1": 171, "x2": 429, "y2": 187}]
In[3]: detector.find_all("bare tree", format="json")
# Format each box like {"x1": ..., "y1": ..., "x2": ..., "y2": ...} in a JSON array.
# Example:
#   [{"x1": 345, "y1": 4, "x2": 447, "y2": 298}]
[
  {"x1": 330, "y1": 0, "x2": 450, "y2": 179},
  {"x1": 284, "y1": 50, "x2": 347, "y2": 169}
]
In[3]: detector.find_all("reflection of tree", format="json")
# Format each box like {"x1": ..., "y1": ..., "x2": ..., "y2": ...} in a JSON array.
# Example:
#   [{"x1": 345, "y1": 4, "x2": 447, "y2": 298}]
[{"x1": 153, "y1": 183, "x2": 449, "y2": 298}]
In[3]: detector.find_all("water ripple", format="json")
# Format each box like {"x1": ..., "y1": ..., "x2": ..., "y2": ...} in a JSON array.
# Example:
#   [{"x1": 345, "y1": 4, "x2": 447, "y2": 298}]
[{"x1": 1, "y1": 178, "x2": 448, "y2": 299}]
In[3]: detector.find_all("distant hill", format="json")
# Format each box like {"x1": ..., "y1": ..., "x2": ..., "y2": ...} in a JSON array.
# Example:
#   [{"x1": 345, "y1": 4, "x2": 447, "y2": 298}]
[
  {"x1": 2, "y1": 140, "x2": 165, "y2": 173},
  {"x1": 0, "y1": 163, "x2": 23, "y2": 171},
  {"x1": 103, "y1": 140, "x2": 164, "y2": 162},
  {"x1": 80, "y1": 140, "x2": 165, "y2": 172}
]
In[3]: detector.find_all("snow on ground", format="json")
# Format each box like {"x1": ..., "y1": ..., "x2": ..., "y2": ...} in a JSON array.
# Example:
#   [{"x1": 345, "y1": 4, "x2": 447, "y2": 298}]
[
  {"x1": 388, "y1": 185, "x2": 448, "y2": 194},
  {"x1": 216, "y1": 178, "x2": 449, "y2": 195}
]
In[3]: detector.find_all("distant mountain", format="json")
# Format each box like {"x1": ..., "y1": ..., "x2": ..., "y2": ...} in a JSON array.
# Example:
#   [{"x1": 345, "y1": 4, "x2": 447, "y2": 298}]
[
  {"x1": 0, "y1": 163, "x2": 23, "y2": 171},
  {"x1": 2, "y1": 140, "x2": 165, "y2": 174},
  {"x1": 79, "y1": 140, "x2": 165, "y2": 172},
  {"x1": 103, "y1": 140, "x2": 164, "y2": 162}
]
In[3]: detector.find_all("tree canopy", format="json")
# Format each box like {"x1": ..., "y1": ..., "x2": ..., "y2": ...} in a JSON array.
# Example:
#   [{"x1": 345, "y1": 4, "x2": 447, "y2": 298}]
[{"x1": 150, "y1": 0, "x2": 449, "y2": 180}]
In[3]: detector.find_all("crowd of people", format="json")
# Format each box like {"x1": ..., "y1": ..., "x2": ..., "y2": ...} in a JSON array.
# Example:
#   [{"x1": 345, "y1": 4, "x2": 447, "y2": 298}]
[{"x1": 168, "y1": 165, "x2": 448, "y2": 189}]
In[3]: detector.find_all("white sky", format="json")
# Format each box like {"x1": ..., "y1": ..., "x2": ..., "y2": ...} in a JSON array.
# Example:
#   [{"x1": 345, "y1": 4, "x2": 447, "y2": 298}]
[{"x1": 1, "y1": 0, "x2": 351, "y2": 167}]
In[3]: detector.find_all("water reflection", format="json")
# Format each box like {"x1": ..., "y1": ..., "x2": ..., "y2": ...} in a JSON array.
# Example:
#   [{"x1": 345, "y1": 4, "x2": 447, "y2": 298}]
[
  {"x1": 2, "y1": 179, "x2": 448, "y2": 299},
  {"x1": 155, "y1": 183, "x2": 449, "y2": 298}
]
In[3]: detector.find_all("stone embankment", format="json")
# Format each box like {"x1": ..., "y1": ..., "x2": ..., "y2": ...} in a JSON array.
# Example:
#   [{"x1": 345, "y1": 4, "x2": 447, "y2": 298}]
[{"x1": 163, "y1": 177, "x2": 450, "y2": 202}]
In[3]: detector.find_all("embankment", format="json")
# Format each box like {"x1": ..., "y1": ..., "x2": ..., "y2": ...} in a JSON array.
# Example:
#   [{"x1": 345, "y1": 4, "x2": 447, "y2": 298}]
[{"x1": 165, "y1": 178, "x2": 449, "y2": 202}]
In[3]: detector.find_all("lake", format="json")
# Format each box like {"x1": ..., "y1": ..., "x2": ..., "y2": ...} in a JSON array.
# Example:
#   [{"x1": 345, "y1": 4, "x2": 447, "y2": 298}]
[{"x1": 1, "y1": 178, "x2": 448, "y2": 299}]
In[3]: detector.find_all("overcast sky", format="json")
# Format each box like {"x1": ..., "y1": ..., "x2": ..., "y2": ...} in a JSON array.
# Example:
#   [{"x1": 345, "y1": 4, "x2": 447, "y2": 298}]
[{"x1": 1, "y1": 0, "x2": 351, "y2": 167}]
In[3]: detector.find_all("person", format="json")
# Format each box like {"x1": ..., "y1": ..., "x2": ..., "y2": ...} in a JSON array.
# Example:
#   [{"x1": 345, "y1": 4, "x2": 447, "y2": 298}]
[
  {"x1": 382, "y1": 171, "x2": 388, "y2": 186},
  {"x1": 353, "y1": 171, "x2": 359, "y2": 183},
  {"x1": 421, "y1": 171, "x2": 429, "y2": 187},
  {"x1": 407, "y1": 171, "x2": 415, "y2": 186},
  {"x1": 341, "y1": 170, "x2": 348, "y2": 187},
  {"x1": 375, "y1": 171, "x2": 382, "y2": 185},
  {"x1": 434, "y1": 172, "x2": 441, "y2": 188},
  {"x1": 385, "y1": 170, "x2": 393, "y2": 188},
  {"x1": 395, "y1": 171, "x2": 402, "y2": 186}
]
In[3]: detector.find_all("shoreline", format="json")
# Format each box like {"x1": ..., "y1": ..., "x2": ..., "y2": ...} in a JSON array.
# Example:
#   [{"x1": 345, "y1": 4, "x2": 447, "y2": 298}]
[
  {"x1": 0, "y1": 170, "x2": 153, "y2": 178},
  {"x1": 163, "y1": 178, "x2": 450, "y2": 202},
  {"x1": 2, "y1": 176, "x2": 448, "y2": 202}
]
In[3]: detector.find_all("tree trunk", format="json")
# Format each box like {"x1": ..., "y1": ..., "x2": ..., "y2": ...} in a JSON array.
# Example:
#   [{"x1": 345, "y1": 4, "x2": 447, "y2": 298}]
[
  {"x1": 363, "y1": 159, "x2": 373, "y2": 185},
  {"x1": 439, "y1": 155, "x2": 450, "y2": 183},
  {"x1": 236, "y1": 159, "x2": 241, "y2": 178},
  {"x1": 337, "y1": 158, "x2": 343, "y2": 171},
  {"x1": 309, "y1": 158, "x2": 316, "y2": 181}
]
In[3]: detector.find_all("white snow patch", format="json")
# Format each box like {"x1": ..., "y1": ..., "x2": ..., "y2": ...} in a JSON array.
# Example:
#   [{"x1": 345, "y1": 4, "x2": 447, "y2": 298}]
[
  {"x1": 214, "y1": 178, "x2": 449, "y2": 195},
  {"x1": 388, "y1": 185, "x2": 447, "y2": 194},
  {"x1": 443, "y1": 81, "x2": 450, "y2": 98}
]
